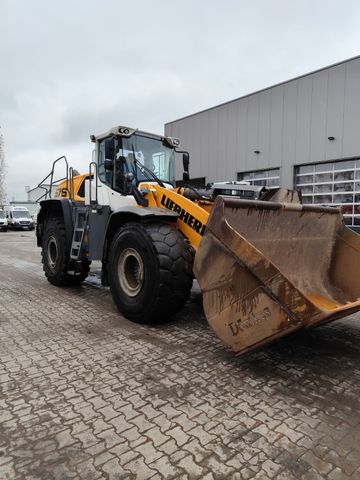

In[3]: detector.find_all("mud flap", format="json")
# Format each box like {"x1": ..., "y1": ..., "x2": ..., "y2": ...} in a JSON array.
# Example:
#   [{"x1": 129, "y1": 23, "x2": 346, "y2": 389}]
[{"x1": 194, "y1": 196, "x2": 360, "y2": 355}]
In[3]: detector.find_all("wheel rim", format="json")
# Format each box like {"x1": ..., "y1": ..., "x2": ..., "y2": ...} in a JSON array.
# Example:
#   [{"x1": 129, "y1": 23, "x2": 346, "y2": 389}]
[
  {"x1": 47, "y1": 236, "x2": 58, "y2": 270},
  {"x1": 118, "y1": 248, "x2": 144, "y2": 297}
]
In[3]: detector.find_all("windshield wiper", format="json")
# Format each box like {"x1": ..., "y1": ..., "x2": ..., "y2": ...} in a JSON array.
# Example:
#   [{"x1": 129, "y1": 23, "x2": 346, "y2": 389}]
[{"x1": 131, "y1": 145, "x2": 166, "y2": 188}]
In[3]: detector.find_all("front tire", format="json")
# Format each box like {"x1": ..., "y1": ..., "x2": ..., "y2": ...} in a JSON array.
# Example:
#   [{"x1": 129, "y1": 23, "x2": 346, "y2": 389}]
[
  {"x1": 108, "y1": 222, "x2": 193, "y2": 323},
  {"x1": 41, "y1": 217, "x2": 90, "y2": 286}
]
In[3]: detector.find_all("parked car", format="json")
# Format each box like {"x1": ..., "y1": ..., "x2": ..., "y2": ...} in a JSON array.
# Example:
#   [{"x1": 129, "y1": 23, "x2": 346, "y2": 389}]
[
  {"x1": 0, "y1": 209, "x2": 8, "y2": 231},
  {"x1": 3, "y1": 206, "x2": 34, "y2": 231}
]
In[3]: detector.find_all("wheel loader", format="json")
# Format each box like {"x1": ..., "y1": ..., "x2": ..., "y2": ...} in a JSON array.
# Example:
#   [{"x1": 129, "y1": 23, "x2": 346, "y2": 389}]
[{"x1": 36, "y1": 125, "x2": 360, "y2": 355}]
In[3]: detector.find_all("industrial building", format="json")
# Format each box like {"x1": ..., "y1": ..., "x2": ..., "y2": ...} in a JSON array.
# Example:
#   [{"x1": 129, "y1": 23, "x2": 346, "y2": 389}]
[{"x1": 165, "y1": 55, "x2": 360, "y2": 230}]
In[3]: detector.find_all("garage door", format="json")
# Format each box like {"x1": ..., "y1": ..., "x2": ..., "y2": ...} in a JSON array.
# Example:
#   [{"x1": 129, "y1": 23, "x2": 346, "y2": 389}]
[
  {"x1": 294, "y1": 159, "x2": 360, "y2": 228},
  {"x1": 237, "y1": 168, "x2": 280, "y2": 187}
]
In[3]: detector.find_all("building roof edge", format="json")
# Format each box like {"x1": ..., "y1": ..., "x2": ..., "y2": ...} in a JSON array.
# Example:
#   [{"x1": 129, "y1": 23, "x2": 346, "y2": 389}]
[{"x1": 165, "y1": 54, "x2": 360, "y2": 126}]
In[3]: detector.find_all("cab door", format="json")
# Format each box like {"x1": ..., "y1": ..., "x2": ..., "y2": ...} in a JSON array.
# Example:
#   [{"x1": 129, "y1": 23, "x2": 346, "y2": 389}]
[{"x1": 95, "y1": 136, "x2": 137, "y2": 211}]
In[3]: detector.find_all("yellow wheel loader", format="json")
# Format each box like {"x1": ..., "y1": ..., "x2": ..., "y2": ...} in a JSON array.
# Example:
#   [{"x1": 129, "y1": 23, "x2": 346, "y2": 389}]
[{"x1": 36, "y1": 126, "x2": 360, "y2": 355}]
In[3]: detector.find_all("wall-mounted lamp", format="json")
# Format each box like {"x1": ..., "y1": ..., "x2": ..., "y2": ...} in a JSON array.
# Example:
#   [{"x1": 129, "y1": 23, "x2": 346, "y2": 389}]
[
  {"x1": 328, "y1": 136, "x2": 335, "y2": 141},
  {"x1": 254, "y1": 150, "x2": 260, "y2": 154}
]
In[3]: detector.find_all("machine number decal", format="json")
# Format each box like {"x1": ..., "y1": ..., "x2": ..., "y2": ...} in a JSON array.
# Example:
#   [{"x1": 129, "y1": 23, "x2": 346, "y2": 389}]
[{"x1": 55, "y1": 188, "x2": 68, "y2": 198}]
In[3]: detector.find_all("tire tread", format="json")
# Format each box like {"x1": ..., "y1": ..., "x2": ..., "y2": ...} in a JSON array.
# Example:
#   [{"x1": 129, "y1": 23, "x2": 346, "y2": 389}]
[{"x1": 109, "y1": 221, "x2": 193, "y2": 323}]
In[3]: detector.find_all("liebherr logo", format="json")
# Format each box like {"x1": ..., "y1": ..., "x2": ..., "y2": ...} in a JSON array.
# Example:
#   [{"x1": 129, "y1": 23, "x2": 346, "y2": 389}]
[{"x1": 161, "y1": 194, "x2": 206, "y2": 236}]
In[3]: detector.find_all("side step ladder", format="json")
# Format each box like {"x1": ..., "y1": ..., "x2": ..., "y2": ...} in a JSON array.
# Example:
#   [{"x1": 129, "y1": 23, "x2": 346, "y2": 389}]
[{"x1": 70, "y1": 207, "x2": 88, "y2": 264}]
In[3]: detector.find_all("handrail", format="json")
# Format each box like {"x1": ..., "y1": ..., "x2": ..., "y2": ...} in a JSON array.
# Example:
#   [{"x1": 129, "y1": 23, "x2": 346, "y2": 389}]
[
  {"x1": 89, "y1": 161, "x2": 98, "y2": 206},
  {"x1": 36, "y1": 155, "x2": 70, "y2": 202},
  {"x1": 69, "y1": 167, "x2": 75, "y2": 201},
  {"x1": 49, "y1": 156, "x2": 69, "y2": 199}
]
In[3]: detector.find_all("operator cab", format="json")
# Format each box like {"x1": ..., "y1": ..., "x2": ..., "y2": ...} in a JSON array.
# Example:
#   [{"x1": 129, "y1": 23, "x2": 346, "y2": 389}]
[{"x1": 94, "y1": 127, "x2": 178, "y2": 195}]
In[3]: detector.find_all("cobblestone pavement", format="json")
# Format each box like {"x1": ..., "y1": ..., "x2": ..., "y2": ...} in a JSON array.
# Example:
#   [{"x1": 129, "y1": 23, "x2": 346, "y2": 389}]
[{"x1": 0, "y1": 231, "x2": 360, "y2": 480}]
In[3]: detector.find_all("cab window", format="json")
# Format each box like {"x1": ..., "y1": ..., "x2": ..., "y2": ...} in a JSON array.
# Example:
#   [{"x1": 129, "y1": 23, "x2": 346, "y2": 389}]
[
  {"x1": 77, "y1": 179, "x2": 85, "y2": 198},
  {"x1": 98, "y1": 138, "x2": 114, "y2": 188}
]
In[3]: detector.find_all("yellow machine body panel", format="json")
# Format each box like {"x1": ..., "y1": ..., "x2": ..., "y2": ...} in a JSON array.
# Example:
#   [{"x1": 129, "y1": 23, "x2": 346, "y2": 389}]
[{"x1": 55, "y1": 174, "x2": 89, "y2": 202}]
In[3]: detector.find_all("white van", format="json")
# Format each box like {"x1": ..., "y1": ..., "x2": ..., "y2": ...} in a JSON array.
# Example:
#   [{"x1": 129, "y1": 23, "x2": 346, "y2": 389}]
[
  {"x1": 4, "y1": 206, "x2": 34, "y2": 231},
  {"x1": 0, "y1": 208, "x2": 8, "y2": 231}
]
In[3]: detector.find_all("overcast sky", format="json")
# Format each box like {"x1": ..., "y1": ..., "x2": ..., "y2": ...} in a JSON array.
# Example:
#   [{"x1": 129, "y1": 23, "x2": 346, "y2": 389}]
[{"x1": 1, "y1": 0, "x2": 360, "y2": 200}]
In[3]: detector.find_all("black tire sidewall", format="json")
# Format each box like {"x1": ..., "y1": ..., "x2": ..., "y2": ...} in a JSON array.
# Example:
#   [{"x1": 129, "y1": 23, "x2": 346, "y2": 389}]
[
  {"x1": 42, "y1": 220, "x2": 68, "y2": 283},
  {"x1": 109, "y1": 224, "x2": 161, "y2": 321}
]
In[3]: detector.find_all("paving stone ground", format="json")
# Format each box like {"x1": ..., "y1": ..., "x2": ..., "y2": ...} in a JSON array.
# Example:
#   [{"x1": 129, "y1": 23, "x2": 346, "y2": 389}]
[{"x1": 0, "y1": 231, "x2": 360, "y2": 480}]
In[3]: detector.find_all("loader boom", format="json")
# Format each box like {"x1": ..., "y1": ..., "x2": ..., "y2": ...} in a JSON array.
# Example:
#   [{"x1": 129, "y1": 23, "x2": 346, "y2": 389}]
[{"x1": 139, "y1": 183, "x2": 210, "y2": 249}]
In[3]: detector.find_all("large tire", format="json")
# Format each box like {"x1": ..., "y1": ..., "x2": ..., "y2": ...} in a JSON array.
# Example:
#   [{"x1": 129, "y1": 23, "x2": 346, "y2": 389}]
[
  {"x1": 108, "y1": 222, "x2": 193, "y2": 323},
  {"x1": 41, "y1": 217, "x2": 90, "y2": 286}
]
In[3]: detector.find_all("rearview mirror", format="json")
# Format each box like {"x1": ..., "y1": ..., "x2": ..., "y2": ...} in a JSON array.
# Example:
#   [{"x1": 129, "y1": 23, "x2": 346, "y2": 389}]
[{"x1": 182, "y1": 152, "x2": 190, "y2": 181}]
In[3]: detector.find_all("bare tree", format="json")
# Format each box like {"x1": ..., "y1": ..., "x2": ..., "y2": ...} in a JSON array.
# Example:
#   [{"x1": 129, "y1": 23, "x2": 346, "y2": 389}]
[{"x1": 0, "y1": 127, "x2": 7, "y2": 206}]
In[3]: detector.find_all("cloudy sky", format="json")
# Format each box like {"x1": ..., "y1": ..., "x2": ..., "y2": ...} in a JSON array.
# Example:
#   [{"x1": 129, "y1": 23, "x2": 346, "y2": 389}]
[{"x1": 1, "y1": 0, "x2": 360, "y2": 200}]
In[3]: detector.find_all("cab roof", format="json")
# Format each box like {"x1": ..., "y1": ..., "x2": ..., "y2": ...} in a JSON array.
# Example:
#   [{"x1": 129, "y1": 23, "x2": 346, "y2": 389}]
[{"x1": 90, "y1": 125, "x2": 180, "y2": 148}]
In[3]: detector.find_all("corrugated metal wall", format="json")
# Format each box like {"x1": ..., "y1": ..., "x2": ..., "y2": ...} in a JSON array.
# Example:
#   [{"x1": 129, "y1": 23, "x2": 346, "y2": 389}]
[{"x1": 165, "y1": 56, "x2": 360, "y2": 187}]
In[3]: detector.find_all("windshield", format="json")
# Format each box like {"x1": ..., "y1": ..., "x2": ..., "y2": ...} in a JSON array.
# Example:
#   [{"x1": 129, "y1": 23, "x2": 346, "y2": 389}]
[
  {"x1": 119, "y1": 133, "x2": 175, "y2": 183},
  {"x1": 98, "y1": 132, "x2": 176, "y2": 193},
  {"x1": 12, "y1": 210, "x2": 30, "y2": 218},
  {"x1": 0, "y1": 211, "x2": 4, "y2": 219}
]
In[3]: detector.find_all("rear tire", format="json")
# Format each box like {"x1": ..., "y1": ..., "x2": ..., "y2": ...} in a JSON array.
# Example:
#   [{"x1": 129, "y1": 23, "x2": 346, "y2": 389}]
[
  {"x1": 41, "y1": 217, "x2": 90, "y2": 286},
  {"x1": 108, "y1": 222, "x2": 193, "y2": 323}
]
